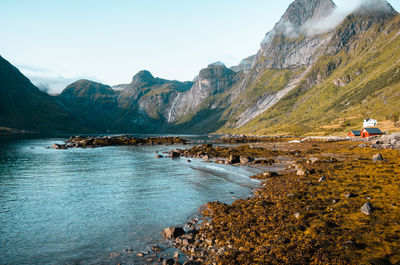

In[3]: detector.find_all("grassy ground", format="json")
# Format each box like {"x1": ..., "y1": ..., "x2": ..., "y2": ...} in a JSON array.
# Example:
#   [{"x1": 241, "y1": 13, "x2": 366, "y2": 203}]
[{"x1": 183, "y1": 140, "x2": 400, "y2": 264}]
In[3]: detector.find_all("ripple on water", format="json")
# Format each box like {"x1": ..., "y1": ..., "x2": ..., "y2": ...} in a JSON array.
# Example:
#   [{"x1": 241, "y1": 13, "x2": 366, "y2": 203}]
[{"x1": 0, "y1": 138, "x2": 261, "y2": 265}]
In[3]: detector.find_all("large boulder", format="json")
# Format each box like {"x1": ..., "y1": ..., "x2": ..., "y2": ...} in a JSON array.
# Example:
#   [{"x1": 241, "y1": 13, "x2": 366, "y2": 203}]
[{"x1": 162, "y1": 227, "x2": 185, "y2": 239}]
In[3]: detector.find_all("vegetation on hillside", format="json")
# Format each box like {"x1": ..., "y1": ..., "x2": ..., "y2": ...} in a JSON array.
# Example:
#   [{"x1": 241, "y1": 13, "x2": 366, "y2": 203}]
[{"x1": 227, "y1": 15, "x2": 400, "y2": 136}]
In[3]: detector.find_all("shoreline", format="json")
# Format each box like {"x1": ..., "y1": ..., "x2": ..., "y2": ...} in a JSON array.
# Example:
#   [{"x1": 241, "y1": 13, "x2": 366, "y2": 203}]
[
  {"x1": 8, "y1": 134, "x2": 399, "y2": 264},
  {"x1": 155, "y1": 137, "x2": 400, "y2": 264}
]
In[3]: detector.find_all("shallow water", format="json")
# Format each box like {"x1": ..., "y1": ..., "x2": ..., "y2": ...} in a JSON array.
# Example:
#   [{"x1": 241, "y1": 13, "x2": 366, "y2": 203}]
[{"x1": 0, "y1": 137, "x2": 260, "y2": 265}]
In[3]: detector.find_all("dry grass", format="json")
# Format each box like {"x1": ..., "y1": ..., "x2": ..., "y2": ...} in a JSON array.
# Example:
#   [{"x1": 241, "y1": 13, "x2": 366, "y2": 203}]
[{"x1": 189, "y1": 141, "x2": 400, "y2": 265}]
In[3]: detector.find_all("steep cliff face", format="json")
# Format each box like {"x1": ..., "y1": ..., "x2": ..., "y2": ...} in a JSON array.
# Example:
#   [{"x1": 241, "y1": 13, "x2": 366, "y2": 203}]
[
  {"x1": 229, "y1": 8, "x2": 400, "y2": 136},
  {"x1": 221, "y1": 0, "x2": 338, "y2": 128},
  {"x1": 0, "y1": 55, "x2": 86, "y2": 133},
  {"x1": 117, "y1": 70, "x2": 193, "y2": 122},
  {"x1": 256, "y1": 0, "x2": 336, "y2": 70},
  {"x1": 167, "y1": 63, "x2": 238, "y2": 123}
]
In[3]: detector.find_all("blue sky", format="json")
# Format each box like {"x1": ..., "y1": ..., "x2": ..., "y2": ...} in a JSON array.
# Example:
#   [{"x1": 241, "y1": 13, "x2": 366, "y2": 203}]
[{"x1": 0, "y1": 0, "x2": 399, "y2": 93}]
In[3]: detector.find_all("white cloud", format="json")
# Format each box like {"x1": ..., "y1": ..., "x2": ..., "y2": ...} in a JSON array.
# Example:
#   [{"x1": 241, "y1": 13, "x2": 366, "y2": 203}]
[
  {"x1": 301, "y1": 6, "x2": 350, "y2": 36},
  {"x1": 17, "y1": 65, "x2": 102, "y2": 95}
]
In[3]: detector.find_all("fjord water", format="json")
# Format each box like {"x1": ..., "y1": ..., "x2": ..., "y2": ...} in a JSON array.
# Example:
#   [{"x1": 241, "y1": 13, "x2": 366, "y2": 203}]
[{"x1": 0, "y1": 137, "x2": 260, "y2": 265}]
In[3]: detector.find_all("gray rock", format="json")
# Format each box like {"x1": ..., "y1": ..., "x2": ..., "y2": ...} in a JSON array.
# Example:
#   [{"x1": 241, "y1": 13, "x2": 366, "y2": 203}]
[
  {"x1": 151, "y1": 245, "x2": 163, "y2": 252},
  {"x1": 361, "y1": 202, "x2": 373, "y2": 216},
  {"x1": 240, "y1": 157, "x2": 250, "y2": 164},
  {"x1": 182, "y1": 239, "x2": 189, "y2": 246},
  {"x1": 296, "y1": 169, "x2": 306, "y2": 176},
  {"x1": 372, "y1": 154, "x2": 384, "y2": 162},
  {"x1": 162, "y1": 227, "x2": 185, "y2": 239},
  {"x1": 227, "y1": 154, "x2": 240, "y2": 164},
  {"x1": 170, "y1": 151, "x2": 180, "y2": 158},
  {"x1": 318, "y1": 176, "x2": 326, "y2": 183},
  {"x1": 344, "y1": 192, "x2": 356, "y2": 198},
  {"x1": 294, "y1": 212, "x2": 301, "y2": 219}
]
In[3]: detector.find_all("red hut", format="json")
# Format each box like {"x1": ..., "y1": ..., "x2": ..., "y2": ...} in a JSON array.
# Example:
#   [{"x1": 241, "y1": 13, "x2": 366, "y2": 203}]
[
  {"x1": 348, "y1": 130, "x2": 361, "y2": 138},
  {"x1": 360, "y1": 128, "x2": 384, "y2": 139}
]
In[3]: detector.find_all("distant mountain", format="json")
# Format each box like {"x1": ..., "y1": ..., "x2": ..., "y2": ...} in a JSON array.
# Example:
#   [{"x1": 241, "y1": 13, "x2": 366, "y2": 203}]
[
  {"x1": 1, "y1": 0, "x2": 400, "y2": 136},
  {"x1": 0, "y1": 55, "x2": 86, "y2": 133},
  {"x1": 57, "y1": 71, "x2": 193, "y2": 133},
  {"x1": 57, "y1": 79, "x2": 121, "y2": 132}
]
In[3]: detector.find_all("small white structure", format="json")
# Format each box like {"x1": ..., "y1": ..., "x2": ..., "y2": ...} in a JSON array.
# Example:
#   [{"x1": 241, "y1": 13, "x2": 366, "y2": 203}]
[{"x1": 363, "y1": 118, "x2": 377, "y2": 128}]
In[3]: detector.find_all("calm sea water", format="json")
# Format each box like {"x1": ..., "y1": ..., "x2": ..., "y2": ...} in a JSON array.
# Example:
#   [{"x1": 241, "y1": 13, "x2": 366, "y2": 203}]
[{"x1": 0, "y1": 137, "x2": 260, "y2": 265}]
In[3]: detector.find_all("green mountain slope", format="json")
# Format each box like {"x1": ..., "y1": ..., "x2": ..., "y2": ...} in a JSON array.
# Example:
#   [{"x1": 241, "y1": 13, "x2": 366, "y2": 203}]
[
  {"x1": 0, "y1": 55, "x2": 87, "y2": 133},
  {"x1": 223, "y1": 13, "x2": 400, "y2": 136}
]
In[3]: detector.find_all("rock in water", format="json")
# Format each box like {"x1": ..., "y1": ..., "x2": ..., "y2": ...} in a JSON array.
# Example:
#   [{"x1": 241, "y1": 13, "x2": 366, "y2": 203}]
[
  {"x1": 361, "y1": 202, "x2": 373, "y2": 216},
  {"x1": 228, "y1": 154, "x2": 241, "y2": 164},
  {"x1": 170, "y1": 151, "x2": 180, "y2": 158},
  {"x1": 240, "y1": 156, "x2": 254, "y2": 164},
  {"x1": 162, "y1": 227, "x2": 185, "y2": 239},
  {"x1": 163, "y1": 259, "x2": 175, "y2": 265},
  {"x1": 372, "y1": 154, "x2": 384, "y2": 162}
]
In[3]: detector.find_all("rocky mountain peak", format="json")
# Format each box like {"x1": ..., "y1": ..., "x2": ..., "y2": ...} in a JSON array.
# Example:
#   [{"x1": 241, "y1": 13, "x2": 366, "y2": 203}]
[
  {"x1": 131, "y1": 70, "x2": 155, "y2": 87},
  {"x1": 208, "y1": 61, "x2": 226, "y2": 67},
  {"x1": 199, "y1": 62, "x2": 235, "y2": 80},
  {"x1": 353, "y1": 0, "x2": 397, "y2": 16},
  {"x1": 231, "y1": 55, "x2": 256, "y2": 73},
  {"x1": 282, "y1": 0, "x2": 336, "y2": 28},
  {"x1": 254, "y1": 0, "x2": 337, "y2": 70},
  {"x1": 262, "y1": 0, "x2": 336, "y2": 42}
]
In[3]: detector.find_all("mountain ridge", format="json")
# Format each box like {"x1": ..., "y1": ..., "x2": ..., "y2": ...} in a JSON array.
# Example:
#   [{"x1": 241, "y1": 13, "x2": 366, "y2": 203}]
[{"x1": 1, "y1": 0, "x2": 399, "y2": 136}]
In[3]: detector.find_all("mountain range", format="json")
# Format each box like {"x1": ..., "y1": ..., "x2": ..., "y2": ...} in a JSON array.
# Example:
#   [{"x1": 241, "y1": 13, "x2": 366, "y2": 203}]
[{"x1": 1, "y1": 0, "x2": 399, "y2": 136}]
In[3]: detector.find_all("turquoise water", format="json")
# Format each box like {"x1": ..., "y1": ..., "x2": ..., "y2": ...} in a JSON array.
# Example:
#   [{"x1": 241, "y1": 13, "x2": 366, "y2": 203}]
[{"x1": 0, "y1": 138, "x2": 260, "y2": 265}]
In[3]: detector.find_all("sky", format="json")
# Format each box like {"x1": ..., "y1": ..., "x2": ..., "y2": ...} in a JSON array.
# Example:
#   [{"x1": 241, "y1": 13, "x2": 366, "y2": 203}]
[{"x1": 0, "y1": 0, "x2": 399, "y2": 94}]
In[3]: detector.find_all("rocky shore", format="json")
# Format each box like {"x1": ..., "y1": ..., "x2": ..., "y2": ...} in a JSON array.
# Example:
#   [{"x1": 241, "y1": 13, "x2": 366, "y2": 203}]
[
  {"x1": 156, "y1": 137, "x2": 400, "y2": 265},
  {"x1": 368, "y1": 133, "x2": 400, "y2": 150},
  {"x1": 166, "y1": 143, "x2": 278, "y2": 166},
  {"x1": 50, "y1": 134, "x2": 400, "y2": 264},
  {"x1": 51, "y1": 135, "x2": 189, "y2": 149}
]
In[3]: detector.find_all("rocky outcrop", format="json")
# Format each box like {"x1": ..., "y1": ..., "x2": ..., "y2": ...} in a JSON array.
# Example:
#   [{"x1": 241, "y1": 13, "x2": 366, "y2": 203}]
[
  {"x1": 162, "y1": 227, "x2": 185, "y2": 239},
  {"x1": 233, "y1": 66, "x2": 312, "y2": 127},
  {"x1": 51, "y1": 135, "x2": 189, "y2": 149},
  {"x1": 256, "y1": 0, "x2": 336, "y2": 70},
  {"x1": 230, "y1": 55, "x2": 256, "y2": 73},
  {"x1": 167, "y1": 63, "x2": 238, "y2": 123}
]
